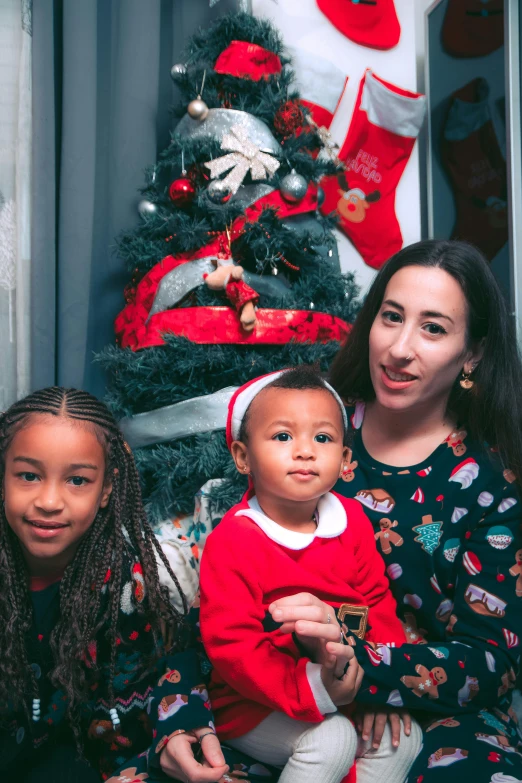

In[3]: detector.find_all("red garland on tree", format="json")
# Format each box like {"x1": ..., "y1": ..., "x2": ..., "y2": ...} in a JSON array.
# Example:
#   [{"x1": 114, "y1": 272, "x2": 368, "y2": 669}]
[{"x1": 274, "y1": 100, "x2": 304, "y2": 138}]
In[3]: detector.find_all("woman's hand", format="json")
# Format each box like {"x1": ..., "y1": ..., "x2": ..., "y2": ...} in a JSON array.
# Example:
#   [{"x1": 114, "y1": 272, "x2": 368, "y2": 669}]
[
  {"x1": 354, "y1": 708, "x2": 412, "y2": 749},
  {"x1": 161, "y1": 727, "x2": 230, "y2": 782},
  {"x1": 269, "y1": 593, "x2": 343, "y2": 663},
  {"x1": 321, "y1": 651, "x2": 364, "y2": 706}
]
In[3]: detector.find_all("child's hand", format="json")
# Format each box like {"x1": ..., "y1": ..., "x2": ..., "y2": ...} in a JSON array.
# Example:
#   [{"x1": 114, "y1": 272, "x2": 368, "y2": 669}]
[
  {"x1": 161, "y1": 727, "x2": 229, "y2": 782},
  {"x1": 320, "y1": 648, "x2": 363, "y2": 706},
  {"x1": 354, "y1": 708, "x2": 412, "y2": 748}
]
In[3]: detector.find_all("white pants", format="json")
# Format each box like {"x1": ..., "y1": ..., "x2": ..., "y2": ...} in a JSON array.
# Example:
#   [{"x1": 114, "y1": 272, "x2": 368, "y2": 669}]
[{"x1": 227, "y1": 711, "x2": 422, "y2": 783}]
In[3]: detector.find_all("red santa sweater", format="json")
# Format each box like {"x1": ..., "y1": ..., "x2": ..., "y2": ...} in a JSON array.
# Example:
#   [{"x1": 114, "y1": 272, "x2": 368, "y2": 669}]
[{"x1": 200, "y1": 490, "x2": 405, "y2": 740}]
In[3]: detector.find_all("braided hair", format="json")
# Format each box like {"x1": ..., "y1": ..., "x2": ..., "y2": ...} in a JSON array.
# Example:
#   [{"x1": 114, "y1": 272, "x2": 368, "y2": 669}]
[{"x1": 0, "y1": 387, "x2": 187, "y2": 746}]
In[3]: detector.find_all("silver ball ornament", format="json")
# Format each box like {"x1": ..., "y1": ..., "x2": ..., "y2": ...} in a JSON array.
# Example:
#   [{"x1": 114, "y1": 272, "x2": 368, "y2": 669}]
[
  {"x1": 170, "y1": 63, "x2": 187, "y2": 81},
  {"x1": 206, "y1": 180, "x2": 232, "y2": 204},
  {"x1": 188, "y1": 97, "x2": 209, "y2": 121},
  {"x1": 137, "y1": 199, "x2": 157, "y2": 218},
  {"x1": 280, "y1": 169, "x2": 308, "y2": 203}
]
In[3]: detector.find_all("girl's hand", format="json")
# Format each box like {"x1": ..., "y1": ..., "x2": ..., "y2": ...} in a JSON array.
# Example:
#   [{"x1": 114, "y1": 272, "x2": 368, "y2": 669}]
[
  {"x1": 354, "y1": 708, "x2": 412, "y2": 749},
  {"x1": 161, "y1": 727, "x2": 229, "y2": 782},
  {"x1": 269, "y1": 593, "x2": 342, "y2": 662}
]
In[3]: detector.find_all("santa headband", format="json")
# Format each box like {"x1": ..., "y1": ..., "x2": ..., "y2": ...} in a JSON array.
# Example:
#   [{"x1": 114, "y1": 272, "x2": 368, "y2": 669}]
[
  {"x1": 226, "y1": 369, "x2": 348, "y2": 448},
  {"x1": 214, "y1": 41, "x2": 282, "y2": 81}
]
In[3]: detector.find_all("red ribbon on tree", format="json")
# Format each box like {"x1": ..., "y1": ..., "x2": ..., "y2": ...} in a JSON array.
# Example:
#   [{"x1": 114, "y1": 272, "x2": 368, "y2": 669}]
[
  {"x1": 214, "y1": 40, "x2": 282, "y2": 81},
  {"x1": 114, "y1": 184, "x2": 350, "y2": 351},
  {"x1": 117, "y1": 307, "x2": 349, "y2": 350}
]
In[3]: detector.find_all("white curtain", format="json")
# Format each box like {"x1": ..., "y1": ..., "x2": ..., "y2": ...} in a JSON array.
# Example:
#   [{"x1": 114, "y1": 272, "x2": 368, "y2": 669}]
[{"x1": 0, "y1": 0, "x2": 31, "y2": 409}]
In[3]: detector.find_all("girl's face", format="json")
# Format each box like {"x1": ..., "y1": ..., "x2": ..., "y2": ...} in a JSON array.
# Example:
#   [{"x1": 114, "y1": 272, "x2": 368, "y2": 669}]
[
  {"x1": 3, "y1": 416, "x2": 112, "y2": 575},
  {"x1": 369, "y1": 265, "x2": 480, "y2": 415}
]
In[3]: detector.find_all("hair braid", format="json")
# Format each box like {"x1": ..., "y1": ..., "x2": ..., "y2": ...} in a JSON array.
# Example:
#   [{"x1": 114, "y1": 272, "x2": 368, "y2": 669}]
[{"x1": 0, "y1": 387, "x2": 187, "y2": 748}]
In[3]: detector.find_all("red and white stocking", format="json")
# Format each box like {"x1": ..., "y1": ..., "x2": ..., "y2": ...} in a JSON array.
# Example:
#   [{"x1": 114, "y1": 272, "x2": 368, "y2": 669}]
[
  {"x1": 316, "y1": 0, "x2": 400, "y2": 51},
  {"x1": 320, "y1": 70, "x2": 426, "y2": 269},
  {"x1": 441, "y1": 78, "x2": 507, "y2": 261},
  {"x1": 292, "y1": 49, "x2": 348, "y2": 130}
]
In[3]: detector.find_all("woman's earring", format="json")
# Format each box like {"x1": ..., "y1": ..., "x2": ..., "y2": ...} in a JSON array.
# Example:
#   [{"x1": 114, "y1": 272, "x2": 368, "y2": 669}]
[{"x1": 460, "y1": 369, "x2": 474, "y2": 390}]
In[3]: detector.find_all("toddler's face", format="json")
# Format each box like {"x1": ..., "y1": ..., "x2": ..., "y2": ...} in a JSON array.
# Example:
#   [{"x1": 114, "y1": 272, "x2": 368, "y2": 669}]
[
  {"x1": 3, "y1": 416, "x2": 112, "y2": 575},
  {"x1": 234, "y1": 387, "x2": 346, "y2": 506}
]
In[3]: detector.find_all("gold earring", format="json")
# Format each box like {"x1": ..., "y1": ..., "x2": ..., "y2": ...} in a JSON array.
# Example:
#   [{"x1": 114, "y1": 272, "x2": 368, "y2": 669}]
[{"x1": 460, "y1": 369, "x2": 474, "y2": 390}]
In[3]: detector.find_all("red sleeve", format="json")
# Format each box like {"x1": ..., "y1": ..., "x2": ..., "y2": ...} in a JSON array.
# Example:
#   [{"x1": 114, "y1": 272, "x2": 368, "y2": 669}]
[
  {"x1": 199, "y1": 514, "x2": 324, "y2": 724},
  {"x1": 341, "y1": 497, "x2": 406, "y2": 646}
]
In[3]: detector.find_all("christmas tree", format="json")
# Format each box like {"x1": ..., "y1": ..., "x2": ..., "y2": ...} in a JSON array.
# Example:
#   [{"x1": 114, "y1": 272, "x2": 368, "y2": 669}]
[
  {"x1": 413, "y1": 515, "x2": 443, "y2": 556},
  {"x1": 98, "y1": 12, "x2": 359, "y2": 528}
]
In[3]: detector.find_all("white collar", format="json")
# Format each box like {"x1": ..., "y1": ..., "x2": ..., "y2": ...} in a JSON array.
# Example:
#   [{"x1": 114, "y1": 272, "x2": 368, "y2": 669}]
[{"x1": 235, "y1": 492, "x2": 347, "y2": 551}]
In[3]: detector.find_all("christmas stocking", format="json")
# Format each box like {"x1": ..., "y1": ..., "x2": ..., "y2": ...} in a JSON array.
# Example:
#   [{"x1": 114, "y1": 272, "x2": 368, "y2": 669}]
[
  {"x1": 316, "y1": 0, "x2": 400, "y2": 51},
  {"x1": 320, "y1": 70, "x2": 426, "y2": 269},
  {"x1": 442, "y1": 0, "x2": 504, "y2": 58},
  {"x1": 441, "y1": 78, "x2": 507, "y2": 261},
  {"x1": 291, "y1": 49, "x2": 348, "y2": 130}
]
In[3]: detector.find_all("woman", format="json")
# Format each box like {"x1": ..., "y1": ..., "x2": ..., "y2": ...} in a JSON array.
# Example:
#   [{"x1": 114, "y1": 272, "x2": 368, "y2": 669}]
[{"x1": 270, "y1": 240, "x2": 522, "y2": 782}]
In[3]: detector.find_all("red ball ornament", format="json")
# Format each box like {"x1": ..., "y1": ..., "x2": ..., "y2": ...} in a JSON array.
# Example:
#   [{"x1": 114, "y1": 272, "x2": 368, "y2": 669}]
[
  {"x1": 274, "y1": 100, "x2": 304, "y2": 138},
  {"x1": 169, "y1": 177, "x2": 196, "y2": 206}
]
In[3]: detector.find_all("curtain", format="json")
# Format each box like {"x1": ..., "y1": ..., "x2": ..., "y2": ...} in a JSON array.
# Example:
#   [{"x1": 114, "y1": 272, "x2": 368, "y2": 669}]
[
  {"x1": 0, "y1": 0, "x2": 32, "y2": 408},
  {"x1": 31, "y1": 0, "x2": 239, "y2": 399}
]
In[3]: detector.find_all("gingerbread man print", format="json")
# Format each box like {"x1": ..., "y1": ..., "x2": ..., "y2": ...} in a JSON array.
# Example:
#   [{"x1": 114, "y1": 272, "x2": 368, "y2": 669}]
[
  {"x1": 426, "y1": 717, "x2": 461, "y2": 732},
  {"x1": 402, "y1": 612, "x2": 428, "y2": 644},
  {"x1": 374, "y1": 518, "x2": 404, "y2": 555},
  {"x1": 341, "y1": 448, "x2": 358, "y2": 482},
  {"x1": 445, "y1": 429, "x2": 467, "y2": 457},
  {"x1": 401, "y1": 664, "x2": 448, "y2": 698},
  {"x1": 509, "y1": 548, "x2": 522, "y2": 597}
]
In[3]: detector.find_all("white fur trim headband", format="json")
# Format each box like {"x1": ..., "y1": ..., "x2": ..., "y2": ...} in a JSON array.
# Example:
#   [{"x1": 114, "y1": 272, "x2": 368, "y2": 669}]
[{"x1": 229, "y1": 370, "x2": 348, "y2": 442}]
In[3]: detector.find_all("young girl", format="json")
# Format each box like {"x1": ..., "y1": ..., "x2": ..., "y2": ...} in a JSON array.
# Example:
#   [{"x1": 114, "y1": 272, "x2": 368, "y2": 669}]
[
  {"x1": 0, "y1": 387, "x2": 255, "y2": 783},
  {"x1": 199, "y1": 366, "x2": 422, "y2": 783}
]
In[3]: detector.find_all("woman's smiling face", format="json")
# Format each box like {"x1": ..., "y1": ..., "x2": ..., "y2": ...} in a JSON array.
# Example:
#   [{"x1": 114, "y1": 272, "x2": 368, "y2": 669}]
[{"x1": 368, "y1": 265, "x2": 479, "y2": 414}]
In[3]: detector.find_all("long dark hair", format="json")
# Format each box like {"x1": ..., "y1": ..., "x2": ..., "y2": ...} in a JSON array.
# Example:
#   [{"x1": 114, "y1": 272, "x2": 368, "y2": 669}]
[
  {"x1": 329, "y1": 240, "x2": 522, "y2": 482},
  {"x1": 0, "y1": 387, "x2": 187, "y2": 745}
]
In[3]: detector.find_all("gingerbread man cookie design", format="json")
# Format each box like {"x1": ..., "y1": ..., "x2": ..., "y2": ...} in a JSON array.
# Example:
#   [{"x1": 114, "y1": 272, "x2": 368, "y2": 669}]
[
  {"x1": 509, "y1": 549, "x2": 522, "y2": 597},
  {"x1": 158, "y1": 668, "x2": 181, "y2": 687},
  {"x1": 374, "y1": 518, "x2": 404, "y2": 555},
  {"x1": 426, "y1": 717, "x2": 460, "y2": 732},
  {"x1": 445, "y1": 429, "x2": 467, "y2": 457},
  {"x1": 401, "y1": 664, "x2": 448, "y2": 699},
  {"x1": 402, "y1": 612, "x2": 428, "y2": 644},
  {"x1": 341, "y1": 448, "x2": 358, "y2": 482}
]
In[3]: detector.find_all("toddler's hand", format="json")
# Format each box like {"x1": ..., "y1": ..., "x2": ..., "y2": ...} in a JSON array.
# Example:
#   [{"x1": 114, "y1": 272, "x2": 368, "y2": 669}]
[{"x1": 354, "y1": 708, "x2": 412, "y2": 748}]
